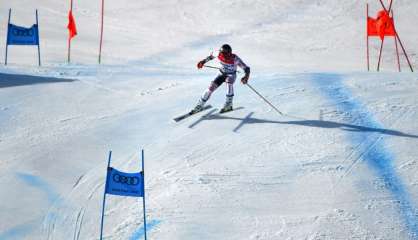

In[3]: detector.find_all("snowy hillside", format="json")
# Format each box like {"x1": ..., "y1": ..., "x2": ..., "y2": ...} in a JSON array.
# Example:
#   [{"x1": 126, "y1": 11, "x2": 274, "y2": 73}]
[{"x1": 1, "y1": 0, "x2": 418, "y2": 239}]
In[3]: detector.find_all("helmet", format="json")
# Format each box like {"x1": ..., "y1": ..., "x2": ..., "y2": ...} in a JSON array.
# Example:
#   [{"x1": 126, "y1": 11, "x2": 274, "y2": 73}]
[{"x1": 219, "y1": 44, "x2": 232, "y2": 54}]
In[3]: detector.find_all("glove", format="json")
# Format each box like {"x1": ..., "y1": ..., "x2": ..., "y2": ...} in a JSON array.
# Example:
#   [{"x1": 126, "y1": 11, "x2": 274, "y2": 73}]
[
  {"x1": 197, "y1": 60, "x2": 205, "y2": 69},
  {"x1": 241, "y1": 75, "x2": 249, "y2": 84}
]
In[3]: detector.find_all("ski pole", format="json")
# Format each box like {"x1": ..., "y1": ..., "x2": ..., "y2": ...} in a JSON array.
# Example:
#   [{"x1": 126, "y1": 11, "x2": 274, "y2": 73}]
[
  {"x1": 202, "y1": 65, "x2": 283, "y2": 115},
  {"x1": 203, "y1": 65, "x2": 240, "y2": 73},
  {"x1": 203, "y1": 65, "x2": 221, "y2": 71},
  {"x1": 246, "y1": 83, "x2": 283, "y2": 115}
]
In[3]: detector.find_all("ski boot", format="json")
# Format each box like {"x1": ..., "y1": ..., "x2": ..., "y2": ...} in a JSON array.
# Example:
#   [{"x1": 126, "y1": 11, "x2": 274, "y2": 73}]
[
  {"x1": 190, "y1": 98, "x2": 206, "y2": 114},
  {"x1": 220, "y1": 101, "x2": 233, "y2": 113},
  {"x1": 220, "y1": 95, "x2": 233, "y2": 113}
]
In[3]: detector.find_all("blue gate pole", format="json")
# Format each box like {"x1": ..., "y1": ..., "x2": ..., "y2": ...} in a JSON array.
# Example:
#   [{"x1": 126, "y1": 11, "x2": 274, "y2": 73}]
[
  {"x1": 141, "y1": 149, "x2": 148, "y2": 240},
  {"x1": 100, "y1": 151, "x2": 112, "y2": 240},
  {"x1": 5, "y1": 8, "x2": 11, "y2": 65},
  {"x1": 36, "y1": 9, "x2": 41, "y2": 66}
]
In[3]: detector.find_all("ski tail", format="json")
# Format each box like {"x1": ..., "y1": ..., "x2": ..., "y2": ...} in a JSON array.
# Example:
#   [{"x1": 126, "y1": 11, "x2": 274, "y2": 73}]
[{"x1": 173, "y1": 105, "x2": 212, "y2": 122}]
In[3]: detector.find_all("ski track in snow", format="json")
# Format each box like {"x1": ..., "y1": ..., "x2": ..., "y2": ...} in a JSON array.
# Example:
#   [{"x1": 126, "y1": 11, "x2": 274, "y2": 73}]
[
  {"x1": 311, "y1": 73, "x2": 418, "y2": 238},
  {"x1": 2, "y1": 68, "x2": 418, "y2": 239},
  {"x1": 2, "y1": 67, "x2": 418, "y2": 239}
]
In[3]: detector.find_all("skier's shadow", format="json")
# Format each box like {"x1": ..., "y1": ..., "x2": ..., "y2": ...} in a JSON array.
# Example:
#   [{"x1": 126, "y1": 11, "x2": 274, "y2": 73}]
[{"x1": 189, "y1": 111, "x2": 418, "y2": 139}]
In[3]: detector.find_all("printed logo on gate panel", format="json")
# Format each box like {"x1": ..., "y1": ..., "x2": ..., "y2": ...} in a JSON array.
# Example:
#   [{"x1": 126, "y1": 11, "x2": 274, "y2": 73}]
[
  {"x1": 112, "y1": 173, "x2": 140, "y2": 185},
  {"x1": 12, "y1": 28, "x2": 35, "y2": 37},
  {"x1": 7, "y1": 24, "x2": 39, "y2": 45},
  {"x1": 105, "y1": 167, "x2": 144, "y2": 197}
]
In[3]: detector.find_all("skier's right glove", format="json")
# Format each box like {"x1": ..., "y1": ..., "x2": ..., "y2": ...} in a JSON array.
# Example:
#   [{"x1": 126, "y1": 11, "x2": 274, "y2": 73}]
[
  {"x1": 197, "y1": 54, "x2": 215, "y2": 69},
  {"x1": 197, "y1": 60, "x2": 205, "y2": 69}
]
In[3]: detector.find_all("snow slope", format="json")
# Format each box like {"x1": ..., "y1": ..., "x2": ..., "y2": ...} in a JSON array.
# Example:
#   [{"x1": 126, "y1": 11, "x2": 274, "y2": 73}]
[{"x1": 1, "y1": 0, "x2": 418, "y2": 239}]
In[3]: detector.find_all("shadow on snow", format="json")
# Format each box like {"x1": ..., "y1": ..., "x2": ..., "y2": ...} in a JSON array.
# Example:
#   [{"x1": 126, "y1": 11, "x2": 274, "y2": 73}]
[
  {"x1": 0, "y1": 73, "x2": 76, "y2": 88},
  {"x1": 189, "y1": 111, "x2": 418, "y2": 139}
]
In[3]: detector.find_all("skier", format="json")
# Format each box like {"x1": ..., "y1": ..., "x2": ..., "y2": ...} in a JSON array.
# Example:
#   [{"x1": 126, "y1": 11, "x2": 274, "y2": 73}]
[{"x1": 193, "y1": 44, "x2": 251, "y2": 113}]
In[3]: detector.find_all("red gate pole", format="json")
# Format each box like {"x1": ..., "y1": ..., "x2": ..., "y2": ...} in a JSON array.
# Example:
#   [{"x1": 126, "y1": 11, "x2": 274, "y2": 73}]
[
  {"x1": 377, "y1": 37, "x2": 385, "y2": 71},
  {"x1": 388, "y1": 0, "x2": 393, "y2": 13},
  {"x1": 394, "y1": 31, "x2": 414, "y2": 72},
  {"x1": 366, "y1": 4, "x2": 370, "y2": 71},
  {"x1": 378, "y1": 0, "x2": 394, "y2": 13},
  {"x1": 67, "y1": 0, "x2": 73, "y2": 63},
  {"x1": 379, "y1": 0, "x2": 413, "y2": 72},
  {"x1": 392, "y1": 10, "x2": 401, "y2": 72},
  {"x1": 394, "y1": 36, "x2": 401, "y2": 72},
  {"x1": 98, "y1": 0, "x2": 104, "y2": 64}
]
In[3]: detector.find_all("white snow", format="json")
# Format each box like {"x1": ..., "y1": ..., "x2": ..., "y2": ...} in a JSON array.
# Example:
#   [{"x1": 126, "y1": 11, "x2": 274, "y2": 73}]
[{"x1": 1, "y1": 0, "x2": 418, "y2": 239}]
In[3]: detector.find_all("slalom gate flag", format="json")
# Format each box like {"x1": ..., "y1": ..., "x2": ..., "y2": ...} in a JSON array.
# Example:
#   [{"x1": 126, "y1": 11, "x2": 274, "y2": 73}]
[
  {"x1": 376, "y1": 10, "x2": 395, "y2": 40},
  {"x1": 7, "y1": 24, "x2": 39, "y2": 45},
  {"x1": 367, "y1": 17, "x2": 378, "y2": 36},
  {"x1": 367, "y1": 10, "x2": 395, "y2": 40},
  {"x1": 105, "y1": 167, "x2": 144, "y2": 197},
  {"x1": 67, "y1": 10, "x2": 77, "y2": 39}
]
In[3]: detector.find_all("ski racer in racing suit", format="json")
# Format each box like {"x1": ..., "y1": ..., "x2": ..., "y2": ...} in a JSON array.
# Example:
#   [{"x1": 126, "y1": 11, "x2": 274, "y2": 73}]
[{"x1": 193, "y1": 44, "x2": 251, "y2": 113}]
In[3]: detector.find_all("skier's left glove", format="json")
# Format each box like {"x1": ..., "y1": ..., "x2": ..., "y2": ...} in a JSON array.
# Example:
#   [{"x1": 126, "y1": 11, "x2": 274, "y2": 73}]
[
  {"x1": 241, "y1": 67, "x2": 250, "y2": 84},
  {"x1": 241, "y1": 75, "x2": 249, "y2": 84}
]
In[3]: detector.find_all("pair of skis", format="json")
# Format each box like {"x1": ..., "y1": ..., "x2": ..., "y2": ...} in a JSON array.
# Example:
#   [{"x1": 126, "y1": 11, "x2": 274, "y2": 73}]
[{"x1": 173, "y1": 105, "x2": 234, "y2": 122}]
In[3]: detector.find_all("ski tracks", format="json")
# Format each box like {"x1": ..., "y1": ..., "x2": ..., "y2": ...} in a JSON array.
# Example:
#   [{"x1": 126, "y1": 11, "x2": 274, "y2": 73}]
[
  {"x1": 337, "y1": 105, "x2": 411, "y2": 182},
  {"x1": 72, "y1": 207, "x2": 86, "y2": 240},
  {"x1": 43, "y1": 171, "x2": 104, "y2": 240}
]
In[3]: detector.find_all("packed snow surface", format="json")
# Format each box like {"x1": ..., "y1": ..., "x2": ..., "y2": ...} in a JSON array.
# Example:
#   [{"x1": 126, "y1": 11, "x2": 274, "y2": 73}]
[{"x1": 1, "y1": 0, "x2": 418, "y2": 239}]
